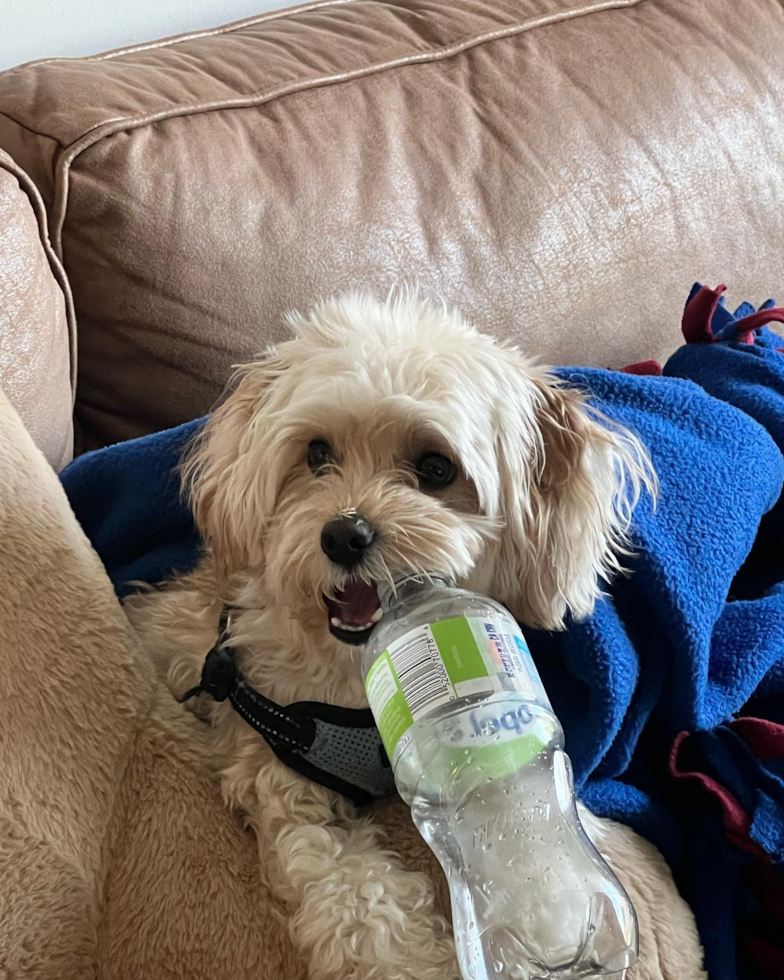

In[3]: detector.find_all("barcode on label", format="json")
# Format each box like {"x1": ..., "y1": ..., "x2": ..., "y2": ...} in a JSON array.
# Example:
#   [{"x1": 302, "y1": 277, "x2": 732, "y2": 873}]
[{"x1": 388, "y1": 626, "x2": 453, "y2": 718}]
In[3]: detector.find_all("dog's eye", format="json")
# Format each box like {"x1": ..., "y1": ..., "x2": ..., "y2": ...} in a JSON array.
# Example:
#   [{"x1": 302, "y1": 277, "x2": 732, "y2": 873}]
[
  {"x1": 307, "y1": 439, "x2": 333, "y2": 474},
  {"x1": 415, "y1": 452, "x2": 457, "y2": 490}
]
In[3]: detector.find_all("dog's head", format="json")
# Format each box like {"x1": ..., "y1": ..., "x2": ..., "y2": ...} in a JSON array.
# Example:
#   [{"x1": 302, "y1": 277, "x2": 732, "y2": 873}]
[{"x1": 184, "y1": 292, "x2": 653, "y2": 647}]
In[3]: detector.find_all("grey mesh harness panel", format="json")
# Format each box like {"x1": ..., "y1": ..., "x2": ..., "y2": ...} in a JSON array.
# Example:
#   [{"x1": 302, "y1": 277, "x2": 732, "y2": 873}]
[{"x1": 179, "y1": 612, "x2": 396, "y2": 806}]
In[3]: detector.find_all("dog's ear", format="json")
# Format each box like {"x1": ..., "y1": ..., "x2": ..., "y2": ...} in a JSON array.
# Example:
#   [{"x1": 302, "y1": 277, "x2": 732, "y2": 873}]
[
  {"x1": 491, "y1": 360, "x2": 654, "y2": 630},
  {"x1": 182, "y1": 350, "x2": 290, "y2": 577}
]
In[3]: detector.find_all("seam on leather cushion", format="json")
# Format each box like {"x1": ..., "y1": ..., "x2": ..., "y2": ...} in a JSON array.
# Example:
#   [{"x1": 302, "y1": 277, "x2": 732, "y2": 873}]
[
  {"x1": 0, "y1": 110, "x2": 67, "y2": 147},
  {"x1": 3, "y1": 0, "x2": 355, "y2": 75},
  {"x1": 46, "y1": 0, "x2": 646, "y2": 257}
]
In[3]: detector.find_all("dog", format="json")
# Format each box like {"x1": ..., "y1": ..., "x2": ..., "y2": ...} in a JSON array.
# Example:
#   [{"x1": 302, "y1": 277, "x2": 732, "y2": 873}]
[{"x1": 125, "y1": 291, "x2": 705, "y2": 980}]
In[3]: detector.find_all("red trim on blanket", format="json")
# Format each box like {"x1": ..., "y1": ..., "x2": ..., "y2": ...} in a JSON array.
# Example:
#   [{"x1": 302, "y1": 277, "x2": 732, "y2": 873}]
[
  {"x1": 732, "y1": 308, "x2": 784, "y2": 335},
  {"x1": 731, "y1": 717, "x2": 784, "y2": 760},
  {"x1": 622, "y1": 360, "x2": 662, "y2": 376},
  {"x1": 669, "y1": 730, "x2": 768, "y2": 859},
  {"x1": 682, "y1": 284, "x2": 726, "y2": 344}
]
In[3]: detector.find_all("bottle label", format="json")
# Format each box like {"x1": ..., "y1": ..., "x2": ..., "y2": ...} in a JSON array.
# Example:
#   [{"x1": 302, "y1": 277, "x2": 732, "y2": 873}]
[{"x1": 365, "y1": 615, "x2": 550, "y2": 762}]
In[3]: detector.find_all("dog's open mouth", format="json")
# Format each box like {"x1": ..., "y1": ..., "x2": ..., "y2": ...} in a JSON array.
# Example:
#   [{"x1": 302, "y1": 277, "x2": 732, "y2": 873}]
[{"x1": 325, "y1": 581, "x2": 382, "y2": 646}]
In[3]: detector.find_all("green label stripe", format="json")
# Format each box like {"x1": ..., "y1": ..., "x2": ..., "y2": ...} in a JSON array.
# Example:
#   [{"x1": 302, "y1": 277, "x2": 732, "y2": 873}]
[
  {"x1": 430, "y1": 616, "x2": 489, "y2": 685},
  {"x1": 415, "y1": 735, "x2": 548, "y2": 797},
  {"x1": 365, "y1": 652, "x2": 414, "y2": 759},
  {"x1": 470, "y1": 734, "x2": 545, "y2": 776}
]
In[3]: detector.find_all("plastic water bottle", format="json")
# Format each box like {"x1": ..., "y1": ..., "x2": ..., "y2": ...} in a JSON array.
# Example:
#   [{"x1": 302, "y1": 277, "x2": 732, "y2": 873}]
[{"x1": 362, "y1": 573, "x2": 638, "y2": 980}]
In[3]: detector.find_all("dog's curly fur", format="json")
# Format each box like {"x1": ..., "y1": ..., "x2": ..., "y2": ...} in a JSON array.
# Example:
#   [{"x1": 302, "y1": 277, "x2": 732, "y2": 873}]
[{"x1": 125, "y1": 291, "x2": 667, "y2": 980}]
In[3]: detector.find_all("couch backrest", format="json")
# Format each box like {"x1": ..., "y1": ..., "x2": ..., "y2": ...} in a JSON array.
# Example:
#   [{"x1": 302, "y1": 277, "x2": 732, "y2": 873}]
[
  {"x1": 0, "y1": 149, "x2": 75, "y2": 468},
  {"x1": 1, "y1": 0, "x2": 782, "y2": 450}
]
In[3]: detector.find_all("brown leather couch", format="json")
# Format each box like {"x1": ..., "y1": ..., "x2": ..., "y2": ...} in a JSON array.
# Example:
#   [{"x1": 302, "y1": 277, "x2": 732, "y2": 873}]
[
  {"x1": 2, "y1": 4, "x2": 780, "y2": 976},
  {"x1": 2, "y1": 0, "x2": 784, "y2": 466}
]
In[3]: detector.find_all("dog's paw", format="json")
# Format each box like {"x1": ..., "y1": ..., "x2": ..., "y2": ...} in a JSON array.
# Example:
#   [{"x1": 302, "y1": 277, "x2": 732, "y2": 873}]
[{"x1": 291, "y1": 862, "x2": 458, "y2": 980}]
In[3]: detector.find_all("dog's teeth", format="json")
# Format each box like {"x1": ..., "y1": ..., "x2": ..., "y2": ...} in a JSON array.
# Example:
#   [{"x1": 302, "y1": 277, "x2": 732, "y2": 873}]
[
  {"x1": 370, "y1": 608, "x2": 383, "y2": 624},
  {"x1": 331, "y1": 618, "x2": 374, "y2": 632}
]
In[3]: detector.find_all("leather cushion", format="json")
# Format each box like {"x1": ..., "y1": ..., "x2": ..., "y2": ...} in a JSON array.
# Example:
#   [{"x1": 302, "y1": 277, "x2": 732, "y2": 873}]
[{"x1": 0, "y1": 0, "x2": 782, "y2": 449}]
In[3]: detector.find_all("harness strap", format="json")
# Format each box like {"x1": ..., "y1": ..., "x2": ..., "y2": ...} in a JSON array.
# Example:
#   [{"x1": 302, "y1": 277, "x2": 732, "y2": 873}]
[{"x1": 178, "y1": 612, "x2": 395, "y2": 807}]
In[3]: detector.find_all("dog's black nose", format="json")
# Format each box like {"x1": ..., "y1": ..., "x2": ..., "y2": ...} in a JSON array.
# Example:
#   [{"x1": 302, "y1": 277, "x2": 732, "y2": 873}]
[{"x1": 320, "y1": 515, "x2": 376, "y2": 568}]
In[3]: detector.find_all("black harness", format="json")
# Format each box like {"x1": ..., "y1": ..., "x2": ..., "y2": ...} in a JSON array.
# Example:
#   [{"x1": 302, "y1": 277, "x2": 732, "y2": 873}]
[{"x1": 179, "y1": 612, "x2": 395, "y2": 807}]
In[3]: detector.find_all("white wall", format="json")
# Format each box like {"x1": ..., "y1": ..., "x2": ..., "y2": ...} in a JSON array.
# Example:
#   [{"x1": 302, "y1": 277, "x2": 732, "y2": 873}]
[{"x1": 0, "y1": 0, "x2": 298, "y2": 72}]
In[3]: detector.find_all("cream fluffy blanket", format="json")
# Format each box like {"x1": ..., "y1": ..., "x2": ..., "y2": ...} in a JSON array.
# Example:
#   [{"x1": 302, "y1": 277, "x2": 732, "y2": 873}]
[{"x1": 0, "y1": 391, "x2": 705, "y2": 980}]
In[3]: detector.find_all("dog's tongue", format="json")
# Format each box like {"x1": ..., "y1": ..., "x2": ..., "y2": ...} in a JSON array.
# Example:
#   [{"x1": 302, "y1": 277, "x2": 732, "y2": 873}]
[{"x1": 328, "y1": 581, "x2": 381, "y2": 626}]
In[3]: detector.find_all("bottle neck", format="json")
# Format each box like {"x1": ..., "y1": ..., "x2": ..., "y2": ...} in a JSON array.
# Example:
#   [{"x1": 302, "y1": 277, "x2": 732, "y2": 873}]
[{"x1": 379, "y1": 572, "x2": 455, "y2": 612}]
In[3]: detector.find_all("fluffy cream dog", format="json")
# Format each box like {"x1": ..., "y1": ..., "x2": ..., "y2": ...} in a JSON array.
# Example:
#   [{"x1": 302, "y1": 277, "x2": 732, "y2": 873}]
[{"x1": 125, "y1": 292, "x2": 702, "y2": 980}]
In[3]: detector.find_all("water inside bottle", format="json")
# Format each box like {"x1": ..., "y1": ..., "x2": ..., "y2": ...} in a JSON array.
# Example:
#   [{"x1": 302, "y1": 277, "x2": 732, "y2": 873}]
[{"x1": 396, "y1": 696, "x2": 638, "y2": 980}]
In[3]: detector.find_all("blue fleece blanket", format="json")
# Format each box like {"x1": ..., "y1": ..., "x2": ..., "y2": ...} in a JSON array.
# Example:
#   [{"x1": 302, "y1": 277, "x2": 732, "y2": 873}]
[{"x1": 61, "y1": 285, "x2": 784, "y2": 980}]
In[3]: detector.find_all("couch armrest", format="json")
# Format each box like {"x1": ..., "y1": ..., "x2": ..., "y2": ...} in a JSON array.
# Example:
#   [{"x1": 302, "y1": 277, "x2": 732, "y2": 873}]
[
  {"x1": 0, "y1": 389, "x2": 152, "y2": 977},
  {"x1": 0, "y1": 149, "x2": 75, "y2": 469}
]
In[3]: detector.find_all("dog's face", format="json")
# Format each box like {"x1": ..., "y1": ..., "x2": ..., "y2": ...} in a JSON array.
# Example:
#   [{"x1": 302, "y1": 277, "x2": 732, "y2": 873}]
[{"x1": 185, "y1": 293, "x2": 652, "y2": 648}]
